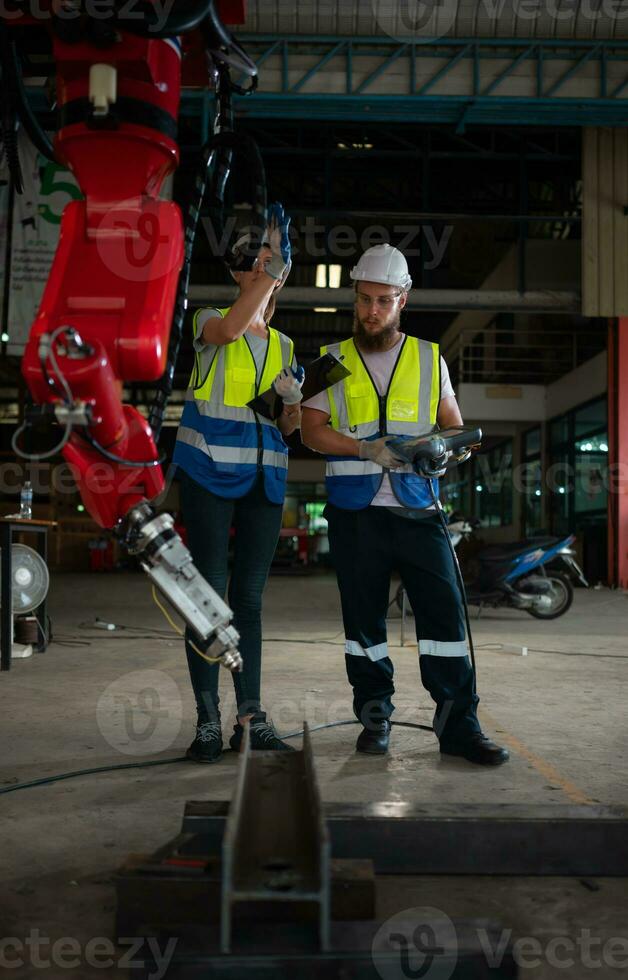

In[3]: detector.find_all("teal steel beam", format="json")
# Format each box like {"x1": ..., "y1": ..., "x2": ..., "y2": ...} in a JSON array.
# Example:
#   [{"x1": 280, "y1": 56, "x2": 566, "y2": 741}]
[
  {"x1": 537, "y1": 46, "x2": 544, "y2": 98},
  {"x1": 417, "y1": 43, "x2": 472, "y2": 96},
  {"x1": 611, "y1": 75, "x2": 628, "y2": 98},
  {"x1": 482, "y1": 45, "x2": 536, "y2": 97},
  {"x1": 544, "y1": 44, "x2": 602, "y2": 98},
  {"x1": 235, "y1": 34, "x2": 628, "y2": 106},
  {"x1": 252, "y1": 39, "x2": 282, "y2": 71},
  {"x1": 289, "y1": 41, "x2": 346, "y2": 94},
  {"x1": 236, "y1": 34, "x2": 628, "y2": 51},
  {"x1": 352, "y1": 43, "x2": 409, "y2": 95},
  {"x1": 456, "y1": 102, "x2": 472, "y2": 135},
  {"x1": 281, "y1": 40, "x2": 288, "y2": 92},
  {"x1": 234, "y1": 39, "x2": 281, "y2": 88},
  {"x1": 229, "y1": 35, "x2": 628, "y2": 111},
  {"x1": 226, "y1": 93, "x2": 628, "y2": 127}
]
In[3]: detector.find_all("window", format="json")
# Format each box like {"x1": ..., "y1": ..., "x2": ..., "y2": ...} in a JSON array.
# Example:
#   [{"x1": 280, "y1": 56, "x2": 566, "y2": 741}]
[
  {"x1": 442, "y1": 471, "x2": 471, "y2": 517},
  {"x1": 574, "y1": 400, "x2": 607, "y2": 437},
  {"x1": 471, "y1": 440, "x2": 513, "y2": 527},
  {"x1": 548, "y1": 396, "x2": 608, "y2": 536},
  {"x1": 524, "y1": 427, "x2": 541, "y2": 457},
  {"x1": 522, "y1": 426, "x2": 543, "y2": 535}
]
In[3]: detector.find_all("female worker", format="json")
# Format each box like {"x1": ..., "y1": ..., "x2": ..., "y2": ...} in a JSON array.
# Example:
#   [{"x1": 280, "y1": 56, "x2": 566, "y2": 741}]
[{"x1": 173, "y1": 203, "x2": 303, "y2": 762}]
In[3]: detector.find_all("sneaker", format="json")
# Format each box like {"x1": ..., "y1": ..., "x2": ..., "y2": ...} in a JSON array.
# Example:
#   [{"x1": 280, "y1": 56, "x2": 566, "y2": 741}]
[
  {"x1": 229, "y1": 715, "x2": 296, "y2": 753},
  {"x1": 186, "y1": 721, "x2": 223, "y2": 763}
]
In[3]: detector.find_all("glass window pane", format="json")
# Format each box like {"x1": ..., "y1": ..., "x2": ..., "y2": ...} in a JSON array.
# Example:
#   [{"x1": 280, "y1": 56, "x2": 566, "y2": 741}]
[
  {"x1": 523, "y1": 458, "x2": 543, "y2": 534},
  {"x1": 574, "y1": 398, "x2": 607, "y2": 437},
  {"x1": 574, "y1": 441, "x2": 608, "y2": 516},
  {"x1": 550, "y1": 415, "x2": 569, "y2": 445},
  {"x1": 549, "y1": 450, "x2": 570, "y2": 535},
  {"x1": 472, "y1": 441, "x2": 513, "y2": 528},
  {"x1": 524, "y1": 427, "x2": 541, "y2": 457},
  {"x1": 442, "y1": 475, "x2": 470, "y2": 517},
  {"x1": 574, "y1": 433, "x2": 609, "y2": 454}
]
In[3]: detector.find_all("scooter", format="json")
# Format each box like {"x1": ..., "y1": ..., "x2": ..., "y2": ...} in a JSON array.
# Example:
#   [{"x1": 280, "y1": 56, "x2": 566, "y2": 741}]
[
  {"x1": 448, "y1": 518, "x2": 583, "y2": 618},
  {"x1": 388, "y1": 428, "x2": 582, "y2": 621},
  {"x1": 538, "y1": 536, "x2": 589, "y2": 589}
]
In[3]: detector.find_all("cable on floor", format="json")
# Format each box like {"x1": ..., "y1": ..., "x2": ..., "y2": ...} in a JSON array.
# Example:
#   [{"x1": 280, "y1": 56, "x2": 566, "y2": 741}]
[{"x1": 0, "y1": 720, "x2": 433, "y2": 796}]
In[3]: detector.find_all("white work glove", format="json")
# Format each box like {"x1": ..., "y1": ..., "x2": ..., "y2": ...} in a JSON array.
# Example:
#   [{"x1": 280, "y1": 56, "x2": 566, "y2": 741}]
[
  {"x1": 272, "y1": 366, "x2": 305, "y2": 405},
  {"x1": 359, "y1": 437, "x2": 406, "y2": 469}
]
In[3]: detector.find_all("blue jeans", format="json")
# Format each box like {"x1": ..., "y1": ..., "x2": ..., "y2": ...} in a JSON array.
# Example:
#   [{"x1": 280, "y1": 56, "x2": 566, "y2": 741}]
[{"x1": 178, "y1": 469, "x2": 284, "y2": 724}]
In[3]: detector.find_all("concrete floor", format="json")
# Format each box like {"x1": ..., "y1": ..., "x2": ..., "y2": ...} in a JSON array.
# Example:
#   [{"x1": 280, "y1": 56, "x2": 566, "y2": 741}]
[{"x1": 1, "y1": 571, "x2": 627, "y2": 978}]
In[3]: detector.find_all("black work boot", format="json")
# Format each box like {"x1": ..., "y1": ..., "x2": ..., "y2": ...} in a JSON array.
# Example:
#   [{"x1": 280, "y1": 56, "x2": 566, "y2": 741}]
[
  {"x1": 356, "y1": 719, "x2": 391, "y2": 755},
  {"x1": 440, "y1": 732, "x2": 509, "y2": 766},
  {"x1": 186, "y1": 720, "x2": 223, "y2": 763},
  {"x1": 229, "y1": 713, "x2": 296, "y2": 752}
]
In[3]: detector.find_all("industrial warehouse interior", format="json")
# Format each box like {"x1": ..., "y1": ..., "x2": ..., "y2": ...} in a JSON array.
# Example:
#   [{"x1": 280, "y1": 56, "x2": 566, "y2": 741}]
[{"x1": 1, "y1": 2, "x2": 627, "y2": 978}]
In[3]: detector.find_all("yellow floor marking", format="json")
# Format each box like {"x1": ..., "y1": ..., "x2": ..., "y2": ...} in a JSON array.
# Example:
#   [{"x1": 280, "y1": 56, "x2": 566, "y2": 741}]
[{"x1": 480, "y1": 708, "x2": 596, "y2": 806}]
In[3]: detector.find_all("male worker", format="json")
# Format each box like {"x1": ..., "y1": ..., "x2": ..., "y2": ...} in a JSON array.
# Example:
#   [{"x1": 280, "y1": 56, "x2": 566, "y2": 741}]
[{"x1": 301, "y1": 244, "x2": 509, "y2": 766}]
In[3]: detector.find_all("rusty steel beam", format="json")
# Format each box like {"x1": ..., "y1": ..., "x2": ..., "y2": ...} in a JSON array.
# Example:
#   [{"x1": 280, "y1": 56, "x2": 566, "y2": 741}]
[{"x1": 220, "y1": 721, "x2": 331, "y2": 953}]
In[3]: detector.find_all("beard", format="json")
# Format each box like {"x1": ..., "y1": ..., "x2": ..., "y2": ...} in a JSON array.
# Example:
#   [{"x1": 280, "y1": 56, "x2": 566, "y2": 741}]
[{"x1": 353, "y1": 311, "x2": 401, "y2": 351}]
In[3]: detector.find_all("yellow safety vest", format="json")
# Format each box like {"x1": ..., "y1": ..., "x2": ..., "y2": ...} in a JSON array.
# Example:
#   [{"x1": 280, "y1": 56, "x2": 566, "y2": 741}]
[
  {"x1": 174, "y1": 307, "x2": 295, "y2": 502},
  {"x1": 320, "y1": 335, "x2": 440, "y2": 510}
]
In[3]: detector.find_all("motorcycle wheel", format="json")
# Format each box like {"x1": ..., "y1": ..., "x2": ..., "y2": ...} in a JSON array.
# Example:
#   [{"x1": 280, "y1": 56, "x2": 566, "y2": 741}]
[{"x1": 525, "y1": 573, "x2": 574, "y2": 619}]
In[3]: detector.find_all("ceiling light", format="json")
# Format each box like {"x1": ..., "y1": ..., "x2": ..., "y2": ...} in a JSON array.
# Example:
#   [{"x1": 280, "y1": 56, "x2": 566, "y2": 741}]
[
  {"x1": 328, "y1": 264, "x2": 342, "y2": 289},
  {"x1": 314, "y1": 307, "x2": 338, "y2": 313}
]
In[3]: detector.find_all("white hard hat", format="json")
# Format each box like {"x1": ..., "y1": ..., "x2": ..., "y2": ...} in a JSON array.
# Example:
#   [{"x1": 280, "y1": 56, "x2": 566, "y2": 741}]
[{"x1": 350, "y1": 244, "x2": 412, "y2": 291}]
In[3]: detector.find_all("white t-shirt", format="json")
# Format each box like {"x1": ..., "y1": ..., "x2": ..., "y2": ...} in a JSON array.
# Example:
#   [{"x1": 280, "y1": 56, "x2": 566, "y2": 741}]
[
  {"x1": 193, "y1": 307, "x2": 296, "y2": 376},
  {"x1": 303, "y1": 334, "x2": 455, "y2": 508}
]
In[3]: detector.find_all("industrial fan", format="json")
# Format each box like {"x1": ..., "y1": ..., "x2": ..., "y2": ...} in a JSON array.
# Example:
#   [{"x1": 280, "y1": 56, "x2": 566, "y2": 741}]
[{"x1": 0, "y1": 545, "x2": 50, "y2": 659}]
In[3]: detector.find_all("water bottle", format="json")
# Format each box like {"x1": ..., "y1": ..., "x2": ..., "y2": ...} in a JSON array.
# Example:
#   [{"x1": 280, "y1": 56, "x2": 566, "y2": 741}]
[{"x1": 19, "y1": 481, "x2": 33, "y2": 520}]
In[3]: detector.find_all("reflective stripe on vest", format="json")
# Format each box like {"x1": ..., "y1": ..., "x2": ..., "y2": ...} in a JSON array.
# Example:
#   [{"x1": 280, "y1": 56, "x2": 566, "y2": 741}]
[
  {"x1": 321, "y1": 335, "x2": 441, "y2": 510},
  {"x1": 173, "y1": 307, "x2": 294, "y2": 503}
]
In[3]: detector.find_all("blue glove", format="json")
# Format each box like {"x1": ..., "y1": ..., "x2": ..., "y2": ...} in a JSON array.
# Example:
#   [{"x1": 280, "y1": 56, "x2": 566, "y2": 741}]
[{"x1": 264, "y1": 202, "x2": 292, "y2": 280}]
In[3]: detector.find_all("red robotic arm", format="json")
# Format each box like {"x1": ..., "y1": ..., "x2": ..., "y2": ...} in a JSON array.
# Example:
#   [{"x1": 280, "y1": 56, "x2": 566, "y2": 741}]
[
  {"x1": 21, "y1": 30, "x2": 183, "y2": 527},
  {"x1": 4, "y1": 1, "x2": 255, "y2": 670}
]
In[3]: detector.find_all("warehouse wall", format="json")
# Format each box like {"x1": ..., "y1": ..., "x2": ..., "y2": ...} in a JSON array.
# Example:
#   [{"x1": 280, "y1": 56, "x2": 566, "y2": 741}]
[{"x1": 582, "y1": 128, "x2": 628, "y2": 317}]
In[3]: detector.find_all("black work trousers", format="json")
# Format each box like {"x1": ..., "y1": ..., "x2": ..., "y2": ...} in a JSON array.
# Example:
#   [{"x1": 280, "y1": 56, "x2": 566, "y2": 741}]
[
  {"x1": 325, "y1": 504, "x2": 481, "y2": 748},
  {"x1": 179, "y1": 469, "x2": 283, "y2": 724}
]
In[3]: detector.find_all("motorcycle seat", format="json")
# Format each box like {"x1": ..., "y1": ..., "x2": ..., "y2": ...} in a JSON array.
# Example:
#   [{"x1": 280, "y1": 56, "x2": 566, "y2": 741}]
[{"x1": 479, "y1": 538, "x2": 558, "y2": 561}]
